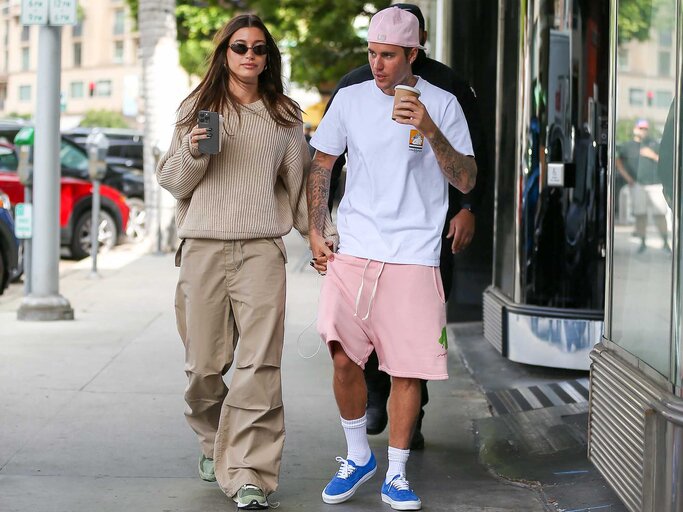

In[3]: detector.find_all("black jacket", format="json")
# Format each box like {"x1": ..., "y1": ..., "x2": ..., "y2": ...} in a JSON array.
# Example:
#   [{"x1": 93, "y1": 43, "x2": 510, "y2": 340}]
[{"x1": 326, "y1": 50, "x2": 487, "y2": 219}]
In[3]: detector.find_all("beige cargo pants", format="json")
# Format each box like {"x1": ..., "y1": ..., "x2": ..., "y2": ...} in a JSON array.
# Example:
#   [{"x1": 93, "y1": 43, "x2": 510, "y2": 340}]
[{"x1": 175, "y1": 237, "x2": 287, "y2": 497}]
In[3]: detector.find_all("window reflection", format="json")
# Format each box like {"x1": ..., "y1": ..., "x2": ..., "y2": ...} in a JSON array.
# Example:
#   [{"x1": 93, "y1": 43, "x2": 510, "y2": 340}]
[
  {"x1": 519, "y1": 0, "x2": 609, "y2": 311},
  {"x1": 611, "y1": 0, "x2": 675, "y2": 378}
]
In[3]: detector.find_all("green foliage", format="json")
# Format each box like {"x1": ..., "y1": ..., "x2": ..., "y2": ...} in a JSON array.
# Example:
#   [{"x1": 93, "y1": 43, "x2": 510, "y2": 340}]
[
  {"x1": 619, "y1": 0, "x2": 675, "y2": 44},
  {"x1": 176, "y1": 4, "x2": 234, "y2": 77},
  {"x1": 126, "y1": 0, "x2": 391, "y2": 92},
  {"x1": 6, "y1": 112, "x2": 32, "y2": 121},
  {"x1": 79, "y1": 110, "x2": 130, "y2": 128},
  {"x1": 252, "y1": 0, "x2": 392, "y2": 92}
]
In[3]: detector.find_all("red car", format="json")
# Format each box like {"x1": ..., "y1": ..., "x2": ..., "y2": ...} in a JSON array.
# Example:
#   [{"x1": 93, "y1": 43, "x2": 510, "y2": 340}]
[{"x1": 0, "y1": 144, "x2": 129, "y2": 259}]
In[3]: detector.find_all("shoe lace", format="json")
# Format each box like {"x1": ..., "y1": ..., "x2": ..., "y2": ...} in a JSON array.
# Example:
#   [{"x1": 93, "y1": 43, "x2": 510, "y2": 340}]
[
  {"x1": 390, "y1": 474, "x2": 411, "y2": 491},
  {"x1": 334, "y1": 457, "x2": 356, "y2": 479}
]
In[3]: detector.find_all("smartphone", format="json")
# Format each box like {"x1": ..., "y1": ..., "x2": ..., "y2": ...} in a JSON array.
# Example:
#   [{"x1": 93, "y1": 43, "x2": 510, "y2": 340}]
[{"x1": 197, "y1": 110, "x2": 220, "y2": 155}]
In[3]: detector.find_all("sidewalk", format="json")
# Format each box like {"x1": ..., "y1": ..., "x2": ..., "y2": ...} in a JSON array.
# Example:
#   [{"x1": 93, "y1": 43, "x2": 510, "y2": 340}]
[{"x1": 0, "y1": 235, "x2": 548, "y2": 512}]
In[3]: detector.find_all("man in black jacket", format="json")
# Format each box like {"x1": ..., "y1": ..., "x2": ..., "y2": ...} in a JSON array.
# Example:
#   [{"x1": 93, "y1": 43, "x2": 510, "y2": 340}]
[{"x1": 325, "y1": 3, "x2": 487, "y2": 449}]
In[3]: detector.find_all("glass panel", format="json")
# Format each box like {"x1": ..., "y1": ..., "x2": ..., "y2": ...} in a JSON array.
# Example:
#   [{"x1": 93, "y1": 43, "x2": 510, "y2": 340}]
[
  {"x1": 113, "y1": 10, "x2": 125, "y2": 35},
  {"x1": 96, "y1": 80, "x2": 112, "y2": 97},
  {"x1": 492, "y1": 0, "x2": 521, "y2": 297},
  {"x1": 73, "y1": 42, "x2": 82, "y2": 68},
  {"x1": 518, "y1": 0, "x2": 609, "y2": 310},
  {"x1": 18, "y1": 85, "x2": 30, "y2": 102},
  {"x1": 21, "y1": 47, "x2": 29, "y2": 71},
  {"x1": 611, "y1": 0, "x2": 675, "y2": 378},
  {"x1": 113, "y1": 41, "x2": 124, "y2": 64},
  {"x1": 70, "y1": 81, "x2": 83, "y2": 99},
  {"x1": 59, "y1": 141, "x2": 88, "y2": 171}
]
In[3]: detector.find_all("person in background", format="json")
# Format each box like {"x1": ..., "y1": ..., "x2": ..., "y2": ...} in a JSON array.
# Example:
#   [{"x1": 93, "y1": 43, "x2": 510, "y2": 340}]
[
  {"x1": 324, "y1": 2, "x2": 487, "y2": 449},
  {"x1": 615, "y1": 118, "x2": 670, "y2": 253},
  {"x1": 156, "y1": 13, "x2": 335, "y2": 510}
]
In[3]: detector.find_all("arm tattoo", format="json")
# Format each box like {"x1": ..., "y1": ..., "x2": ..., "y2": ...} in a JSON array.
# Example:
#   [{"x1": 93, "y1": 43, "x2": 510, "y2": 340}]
[
  {"x1": 429, "y1": 128, "x2": 477, "y2": 193},
  {"x1": 307, "y1": 160, "x2": 331, "y2": 235}
]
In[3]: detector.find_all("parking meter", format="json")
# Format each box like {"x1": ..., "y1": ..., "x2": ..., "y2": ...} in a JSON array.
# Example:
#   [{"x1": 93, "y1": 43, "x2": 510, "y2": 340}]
[
  {"x1": 86, "y1": 131, "x2": 109, "y2": 181},
  {"x1": 14, "y1": 127, "x2": 34, "y2": 186},
  {"x1": 85, "y1": 131, "x2": 109, "y2": 277}
]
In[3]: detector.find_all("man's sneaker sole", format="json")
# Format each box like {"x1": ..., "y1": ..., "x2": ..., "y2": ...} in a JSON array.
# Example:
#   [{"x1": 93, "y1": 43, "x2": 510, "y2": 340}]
[
  {"x1": 381, "y1": 493, "x2": 422, "y2": 511},
  {"x1": 321, "y1": 465, "x2": 377, "y2": 504}
]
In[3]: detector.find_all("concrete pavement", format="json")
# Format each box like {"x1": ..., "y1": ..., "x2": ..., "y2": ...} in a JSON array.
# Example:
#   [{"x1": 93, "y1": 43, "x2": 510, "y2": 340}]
[{"x1": 0, "y1": 235, "x2": 549, "y2": 512}]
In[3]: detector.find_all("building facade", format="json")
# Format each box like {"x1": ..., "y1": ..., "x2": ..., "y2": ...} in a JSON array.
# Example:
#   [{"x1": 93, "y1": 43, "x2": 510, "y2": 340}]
[{"x1": 0, "y1": 0, "x2": 146, "y2": 126}]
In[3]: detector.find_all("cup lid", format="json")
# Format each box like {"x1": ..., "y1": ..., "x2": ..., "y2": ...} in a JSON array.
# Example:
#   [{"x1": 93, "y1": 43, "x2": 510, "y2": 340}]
[{"x1": 394, "y1": 84, "x2": 421, "y2": 95}]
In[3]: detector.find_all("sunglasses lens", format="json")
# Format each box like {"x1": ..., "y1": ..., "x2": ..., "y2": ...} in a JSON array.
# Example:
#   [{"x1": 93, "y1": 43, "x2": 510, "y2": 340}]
[
  {"x1": 253, "y1": 45, "x2": 267, "y2": 56},
  {"x1": 230, "y1": 43, "x2": 248, "y2": 55}
]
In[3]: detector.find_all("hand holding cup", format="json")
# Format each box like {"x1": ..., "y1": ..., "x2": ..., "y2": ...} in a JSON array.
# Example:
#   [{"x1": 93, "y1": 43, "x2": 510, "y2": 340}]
[{"x1": 392, "y1": 85, "x2": 421, "y2": 121}]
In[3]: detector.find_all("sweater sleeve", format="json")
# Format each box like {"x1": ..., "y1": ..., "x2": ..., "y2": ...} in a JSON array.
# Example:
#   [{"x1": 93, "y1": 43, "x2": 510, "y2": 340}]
[
  {"x1": 281, "y1": 129, "x2": 338, "y2": 245},
  {"x1": 156, "y1": 109, "x2": 210, "y2": 200}
]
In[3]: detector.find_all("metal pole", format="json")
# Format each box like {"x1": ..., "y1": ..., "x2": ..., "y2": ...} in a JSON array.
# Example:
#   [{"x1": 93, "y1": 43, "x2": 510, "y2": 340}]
[
  {"x1": 89, "y1": 180, "x2": 100, "y2": 278},
  {"x1": 23, "y1": 186, "x2": 32, "y2": 295},
  {"x1": 17, "y1": 25, "x2": 73, "y2": 321}
]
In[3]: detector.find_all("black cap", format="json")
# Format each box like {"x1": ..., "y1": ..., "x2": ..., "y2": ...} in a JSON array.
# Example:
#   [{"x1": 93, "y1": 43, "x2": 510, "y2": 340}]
[{"x1": 392, "y1": 3, "x2": 425, "y2": 31}]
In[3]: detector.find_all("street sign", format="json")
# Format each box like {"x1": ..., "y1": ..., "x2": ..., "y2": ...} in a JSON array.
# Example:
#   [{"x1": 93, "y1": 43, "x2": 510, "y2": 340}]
[
  {"x1": 14, "y1": 203, "x2": 32, "y2": 239},
  {"x1": 20, "y1": 0, "x2": 48, "y2": 25},
  {"x1": 49, "y1": 0, "x2": 77, "y2": 25}
]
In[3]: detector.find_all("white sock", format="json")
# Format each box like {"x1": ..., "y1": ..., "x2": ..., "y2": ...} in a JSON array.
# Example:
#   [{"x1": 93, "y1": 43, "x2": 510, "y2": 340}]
[
  {"x1": 386, "y1": 446, "x2": 410, "y2": 483},
  {"x1": 341, "y1": 415, "x2": 371, "y2": 466}
]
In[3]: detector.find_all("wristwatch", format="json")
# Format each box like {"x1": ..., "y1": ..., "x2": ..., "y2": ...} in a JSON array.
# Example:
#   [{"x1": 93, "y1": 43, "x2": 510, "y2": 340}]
[{"x1": 460, "y1": 203, "x2": 474, "y2": 214}]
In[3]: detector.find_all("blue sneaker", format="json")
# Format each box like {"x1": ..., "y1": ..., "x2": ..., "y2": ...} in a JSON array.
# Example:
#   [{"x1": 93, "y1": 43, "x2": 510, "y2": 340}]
[
  {"x1": 381, "y1": 474, "x2": 422, "y2": 510},
  {"x1": 321, "y1": 454, "x2": 377, "y2": 504}
]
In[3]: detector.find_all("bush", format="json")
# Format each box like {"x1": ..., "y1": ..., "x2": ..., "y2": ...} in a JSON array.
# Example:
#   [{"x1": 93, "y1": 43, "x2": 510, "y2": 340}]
[{"x1": 79, "y1": 110, "x2": 130, "y2": 128}]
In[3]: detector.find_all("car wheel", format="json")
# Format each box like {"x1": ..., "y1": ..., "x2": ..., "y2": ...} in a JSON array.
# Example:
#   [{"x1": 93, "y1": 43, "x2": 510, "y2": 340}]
[
  {"x1": 70, "y1": 209, "x2": 118, "y2": 260},
  {"x1": 0, "y1": 247, "x2": 6, "y2": 294},
  {"x1": 125, "y1": 197, "x2": 146, "y2": 243}
]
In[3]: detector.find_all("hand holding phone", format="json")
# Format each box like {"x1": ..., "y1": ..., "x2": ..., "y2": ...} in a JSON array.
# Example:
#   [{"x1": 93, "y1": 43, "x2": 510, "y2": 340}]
[{"x1": 197, "y1": 110, "x2": 220, "y2": 155}]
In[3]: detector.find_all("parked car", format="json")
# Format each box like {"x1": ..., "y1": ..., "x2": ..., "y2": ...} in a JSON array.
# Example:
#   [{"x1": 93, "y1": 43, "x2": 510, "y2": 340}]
[
  {"x1": 0, "y1": 189, "x2": 20, "y2": 293},
  {"x1": 62, "y1": 129, "x2": 145, "y2": 242},
  {"x1": 0, "y1": 120, "x2": 145, "y2": 242},
  {"x1": 0, "y1": 144, "x2": 130, "y2": 260}
]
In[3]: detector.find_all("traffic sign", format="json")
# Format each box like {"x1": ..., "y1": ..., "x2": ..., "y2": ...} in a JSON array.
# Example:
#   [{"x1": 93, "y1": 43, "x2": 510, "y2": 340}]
[
  {"x1": 14, "y1": 203, "x2": 32, "y2": 239},
  {"x1": 20, "y1": 0, "x2": 48, "y2": 25},
  {"x1": 49, "y1": 0, "x2": 77, "y2": 25}
]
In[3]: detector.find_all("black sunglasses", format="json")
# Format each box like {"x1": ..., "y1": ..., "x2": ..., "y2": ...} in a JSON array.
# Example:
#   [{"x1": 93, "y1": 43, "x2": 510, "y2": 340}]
[{"x1": 229, "y1": 42, "x2": 268, "y2": 56}]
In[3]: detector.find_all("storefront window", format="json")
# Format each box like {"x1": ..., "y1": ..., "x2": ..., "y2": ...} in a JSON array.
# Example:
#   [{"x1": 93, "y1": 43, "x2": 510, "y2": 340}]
[{"x1": 610, "y1": 0, "x2": 676, "y2": 378}]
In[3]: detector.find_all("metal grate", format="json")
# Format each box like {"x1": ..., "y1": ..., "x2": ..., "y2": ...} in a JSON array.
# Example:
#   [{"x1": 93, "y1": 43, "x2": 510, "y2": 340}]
[
  {"x1": 486, "y1": 378, "x2": 590, "y2": 415},
  {"x1": 483, "y1": 287, "x2": 504, "y2": 354},
  {"x1": 589, "y1": 351, "x2": 649, "y2": 512}
]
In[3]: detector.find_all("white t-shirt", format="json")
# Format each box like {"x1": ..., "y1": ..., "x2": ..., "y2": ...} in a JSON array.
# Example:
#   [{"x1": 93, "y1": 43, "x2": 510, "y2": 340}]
[{"x1": 311, "y1": 77, "x2": 473, "y2": 266}]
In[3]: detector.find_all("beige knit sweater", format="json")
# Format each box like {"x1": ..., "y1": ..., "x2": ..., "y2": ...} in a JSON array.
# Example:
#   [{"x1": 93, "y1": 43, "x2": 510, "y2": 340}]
[{"x1": 157, "y1": 99, "x2": 335, "y2": 243}]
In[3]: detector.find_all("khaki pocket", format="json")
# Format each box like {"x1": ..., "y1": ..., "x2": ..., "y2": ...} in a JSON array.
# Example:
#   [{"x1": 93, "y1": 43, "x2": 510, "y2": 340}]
[
  {"x1": 272, "y1": 237, "x2": 288, "y2": 263},
  {"x1": 174, "y1": 239, "x2": 186, "y2": 267}
]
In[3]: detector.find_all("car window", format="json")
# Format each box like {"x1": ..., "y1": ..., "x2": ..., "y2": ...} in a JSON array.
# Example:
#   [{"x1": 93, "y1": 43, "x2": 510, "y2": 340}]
[
  {"x1": 0, "y1": 146, "x2": 18, "y2": 171},
  {"x1": 60, "y1": 140, "x2": 88, "y2": 171},
  {"x1": 107, "y1": 145, "x2": 125, "y2": 158}
]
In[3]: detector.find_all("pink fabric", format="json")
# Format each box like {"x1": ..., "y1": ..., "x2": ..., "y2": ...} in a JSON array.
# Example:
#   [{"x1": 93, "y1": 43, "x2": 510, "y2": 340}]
[
  {"x1": 367, "y1": 6, "x2": 426, "y2": 50},
  {"x1": 317, "y1": 253, "x2": 448, "y2": 380}
]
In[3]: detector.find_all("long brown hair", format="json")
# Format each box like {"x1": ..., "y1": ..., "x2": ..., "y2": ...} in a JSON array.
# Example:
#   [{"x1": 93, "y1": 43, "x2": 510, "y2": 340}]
[{"x1": 177, "y1": 14, "x2": 301, "y2": 129}]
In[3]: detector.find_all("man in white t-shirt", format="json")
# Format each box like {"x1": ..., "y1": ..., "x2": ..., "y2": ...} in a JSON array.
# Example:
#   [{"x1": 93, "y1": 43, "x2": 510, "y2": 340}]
[{"x1": 306, "y1": 7, "x2": 476, "y2": 510}]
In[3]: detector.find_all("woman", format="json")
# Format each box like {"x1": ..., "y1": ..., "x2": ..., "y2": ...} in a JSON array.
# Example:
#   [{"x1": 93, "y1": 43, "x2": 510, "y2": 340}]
[{"x1": 156, "y1": 14, "x2": 335, "y2": 510}]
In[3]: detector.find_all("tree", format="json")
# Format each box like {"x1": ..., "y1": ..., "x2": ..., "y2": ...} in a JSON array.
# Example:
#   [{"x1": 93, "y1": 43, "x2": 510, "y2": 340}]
[
  {"x1": 618, "y1": 0, "x2": 675, "y2": 44},
  {"x1": 252, "y1": 0, "x2": 391, "y2": 93},
  {"x1": 127, "y1": 0, "x2": 390, "y2": 93}
]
